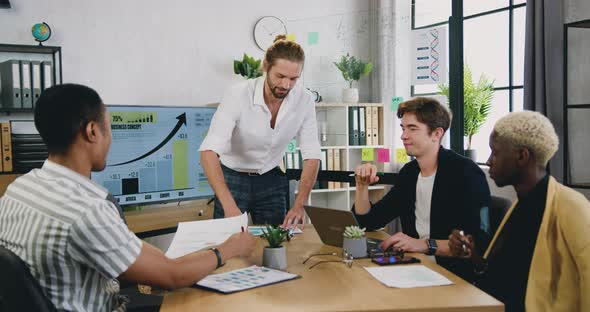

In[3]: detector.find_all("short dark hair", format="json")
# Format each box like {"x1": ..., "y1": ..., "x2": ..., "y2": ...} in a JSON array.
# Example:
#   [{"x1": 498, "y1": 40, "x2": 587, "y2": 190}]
[
  {"x1": 34, "y1": 83, "x2": 105, "y2": 154},
  {"x1": 397, "y1": 97, "x2": 452, "y2": 134}
]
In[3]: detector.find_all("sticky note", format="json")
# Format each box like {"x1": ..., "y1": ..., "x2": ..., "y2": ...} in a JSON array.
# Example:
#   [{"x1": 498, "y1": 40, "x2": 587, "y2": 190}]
[
  {"x1": 377, "y1": 148, "x2": 390, "y2": 162},
  {"x1": 286, "y1": 139, "x2": 297, "y2": 153},
  {"x1": 308, "y1": 32, "x2": 319, "y2": 45},
  {"x1": 362, "y1": 148, "x2": 374, "y2": 161},
  {"x1": 287, "y1": 33, "x2": 296, "y2": 42},
  {"x1": 395, "y1": 148, "x2": 409, "y2": 163},
  {"x1": 391, "y1": 96, "x2": 404, "y2": 112}
]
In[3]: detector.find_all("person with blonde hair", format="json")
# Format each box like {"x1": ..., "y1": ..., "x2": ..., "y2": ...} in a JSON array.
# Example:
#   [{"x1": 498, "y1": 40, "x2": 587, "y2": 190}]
[
  {"x1": 200, "y1": 35, "x2": 320, "y2": 228},
  {"x1": 449, "y1": 111, "x2": 590, "y2": 312}
]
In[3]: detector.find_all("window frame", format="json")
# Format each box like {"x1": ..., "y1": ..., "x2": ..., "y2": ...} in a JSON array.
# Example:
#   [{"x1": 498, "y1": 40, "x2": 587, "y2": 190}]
[{"x1": 411, "y1": 0, "x2": 527, "y2": 162}]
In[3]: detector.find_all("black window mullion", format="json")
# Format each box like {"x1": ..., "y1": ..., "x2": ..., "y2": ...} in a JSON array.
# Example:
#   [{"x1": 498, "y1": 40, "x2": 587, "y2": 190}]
[{"x1": 509, "y1": 0, "x2": 514, "y2": 112}]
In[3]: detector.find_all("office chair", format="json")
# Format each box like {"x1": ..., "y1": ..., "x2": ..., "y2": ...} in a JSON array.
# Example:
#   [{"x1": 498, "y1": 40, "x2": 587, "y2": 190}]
[
  {"x1": 488, "y1": 195, "x2": 513, "y2": 235},
  {"x1": 0, "y1": 245, "x2": 57, "y2": 312}
]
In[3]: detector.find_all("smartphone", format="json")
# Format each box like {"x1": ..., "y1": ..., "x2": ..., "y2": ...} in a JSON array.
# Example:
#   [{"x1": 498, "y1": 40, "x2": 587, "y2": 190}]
[{"x1": 371, "y1": 255, "x2": 420, "y2": 265}]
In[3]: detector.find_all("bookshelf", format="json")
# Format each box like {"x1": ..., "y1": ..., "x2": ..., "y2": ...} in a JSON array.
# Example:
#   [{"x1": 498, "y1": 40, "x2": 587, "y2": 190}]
[
  {"x1": 0, "y1": 44, "x2": 62, "y2": 113},
  {"x1": 291, "y1": 102, "x2": 389, "y2": 211}
]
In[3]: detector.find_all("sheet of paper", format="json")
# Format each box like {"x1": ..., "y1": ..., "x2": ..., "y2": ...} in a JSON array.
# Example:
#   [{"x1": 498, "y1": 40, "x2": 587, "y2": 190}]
[
  {"x1": 197, "y1": 265, "x2": 299, "y2": 293},
  {"x1": 248, "y1": 226, "x2": 303, "y2": 236},
  {"x1": 364, "y1": 265, "x2": 453, "y2": 288},
  {"x1": 165, "y1": 213, "x2": 248, "y2": 259}
]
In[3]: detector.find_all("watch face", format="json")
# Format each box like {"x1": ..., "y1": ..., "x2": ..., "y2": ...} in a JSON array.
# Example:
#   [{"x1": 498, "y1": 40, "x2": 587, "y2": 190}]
[{"x1": 254, "y1": 16, "x2": 287, "y2": 51}]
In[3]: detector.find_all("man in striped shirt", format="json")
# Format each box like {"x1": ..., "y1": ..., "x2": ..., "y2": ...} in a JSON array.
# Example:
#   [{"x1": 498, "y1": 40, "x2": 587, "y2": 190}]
[{"x1": 0, "y1": 84, "x2": 256, "y2": 311}]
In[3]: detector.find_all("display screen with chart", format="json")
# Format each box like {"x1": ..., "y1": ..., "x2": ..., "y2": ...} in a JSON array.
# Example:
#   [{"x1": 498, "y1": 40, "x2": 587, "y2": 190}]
[{"x1": 91, "y1": 105, "x2": 215, "y2": 206}]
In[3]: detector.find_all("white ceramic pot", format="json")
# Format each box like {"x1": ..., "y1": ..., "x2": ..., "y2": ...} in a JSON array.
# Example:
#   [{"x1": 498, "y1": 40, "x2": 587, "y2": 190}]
[
  {"x1": 342, "y1": 88, "x2": 359, "y2": 103},
  {"x1": 342, "y1": 237, "x2": 367, "y2": 258},
  {"x1": 262, "y1": 246, "x2": 287, "y2": 270}
]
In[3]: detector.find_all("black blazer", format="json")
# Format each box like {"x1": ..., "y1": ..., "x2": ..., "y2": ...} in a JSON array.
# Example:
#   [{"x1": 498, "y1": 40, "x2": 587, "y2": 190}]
[{"x1": 353, "y1": 147, "x2": 490, "y2": 281}]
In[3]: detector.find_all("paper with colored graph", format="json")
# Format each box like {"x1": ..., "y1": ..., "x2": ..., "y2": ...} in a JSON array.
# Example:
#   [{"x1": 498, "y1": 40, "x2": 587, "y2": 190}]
[{"x1": 197, "y1": 265, "x2": 300, "y2": 294}]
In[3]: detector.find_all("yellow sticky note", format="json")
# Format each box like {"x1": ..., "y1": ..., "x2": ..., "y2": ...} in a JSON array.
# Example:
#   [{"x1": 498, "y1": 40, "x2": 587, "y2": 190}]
[
  {"x1": 362, "y1": 148, "x2": 374, "y2": 161},
  {"x1": 286, "y1": 33, "x2": 296, "y2": 41},
  {"x1": 395, "y1": 148, "x2": 409, "y2": 163}
]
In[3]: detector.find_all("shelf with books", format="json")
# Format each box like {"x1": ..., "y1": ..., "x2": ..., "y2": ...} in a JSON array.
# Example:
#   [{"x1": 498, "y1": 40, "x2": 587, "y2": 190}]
[
  {"x1": 290, "y1": 102, "x2": 389, "y2": 211},
  {"x1": 0, "y1": 44, "x2": 62, "y2": 113}
]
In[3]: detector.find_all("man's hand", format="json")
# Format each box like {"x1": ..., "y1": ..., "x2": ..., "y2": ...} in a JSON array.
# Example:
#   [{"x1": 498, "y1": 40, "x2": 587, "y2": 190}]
[
  {"x1": 282, "y1": 202, "x2": 306, "y2": 229},
  {"x1": 448, "y1": 229, "x2": 475, "y2": 258},
  {"x1": 355, "y1": 163, "x2": 380, "y2": 187},
  {"x1": 219, "y1": 231, "x2": 256, "y2": 259},
  {"x1": 224, "y1": 204, "x2": 242, "y2": 218},
  {"x1": 379, "y1": 232, "x2": 428, "y2": 253}
]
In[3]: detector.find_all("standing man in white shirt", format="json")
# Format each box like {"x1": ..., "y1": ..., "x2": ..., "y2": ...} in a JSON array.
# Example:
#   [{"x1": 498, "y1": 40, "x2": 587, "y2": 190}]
[{"x1": 200, "y1": 35, "x2": 321, "y2": 228}]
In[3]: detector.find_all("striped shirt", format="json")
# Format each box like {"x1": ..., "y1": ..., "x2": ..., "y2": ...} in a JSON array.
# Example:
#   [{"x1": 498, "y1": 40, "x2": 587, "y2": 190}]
[{"x1": 0, "y1": 160, "x2": 142, "y2": 311}]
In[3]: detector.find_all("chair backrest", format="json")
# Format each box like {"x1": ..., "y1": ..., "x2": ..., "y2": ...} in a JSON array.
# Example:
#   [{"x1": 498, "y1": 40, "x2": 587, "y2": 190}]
[
  {"x1": 0, "y1": 245, "x2": 57, "y2": 312},
  {"x1": 488, "y1": 195, "x2": 513, "y2": 235}
]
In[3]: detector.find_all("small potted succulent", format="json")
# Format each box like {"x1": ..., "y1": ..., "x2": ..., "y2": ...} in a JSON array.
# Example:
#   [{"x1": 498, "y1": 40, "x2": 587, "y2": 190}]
[
  {"x1": 261, "y1": 225, "x2": 291, "y2": 270},
  {"x1": 233, "y1": 53, "x2": 263, "y2": 79},
  {"x1": 342, "y1": 225, "x2": 367, "y2": 258},
  {"x1": 333, "y1": 53, "x2": 373, "y2": 103}
]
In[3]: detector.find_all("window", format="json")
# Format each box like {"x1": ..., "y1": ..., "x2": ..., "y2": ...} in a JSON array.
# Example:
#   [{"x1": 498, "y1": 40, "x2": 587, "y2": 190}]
[{"x1": 412, "y1": 0, "x2": 526, "y2": 163}]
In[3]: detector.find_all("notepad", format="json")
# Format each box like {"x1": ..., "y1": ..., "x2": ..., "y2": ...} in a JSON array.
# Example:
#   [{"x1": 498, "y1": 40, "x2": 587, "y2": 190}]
[{"x1": 196, "y1": 265, "x2": 300, "y2": 294}]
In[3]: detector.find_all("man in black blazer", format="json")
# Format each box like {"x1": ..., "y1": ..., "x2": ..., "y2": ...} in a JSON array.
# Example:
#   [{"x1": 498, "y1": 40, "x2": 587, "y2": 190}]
[{"x1": 353, "y1": 97, "x2": 490, "y2": 281}]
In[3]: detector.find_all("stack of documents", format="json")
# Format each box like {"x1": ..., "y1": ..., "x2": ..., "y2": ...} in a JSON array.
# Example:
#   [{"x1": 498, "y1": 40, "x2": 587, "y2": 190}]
[
  {"x1": 364, "y1": 265, "x2": 453, "y2": 288},
  {"x1": 165, "y1": 213, "x2": 248, "y2": 259}
]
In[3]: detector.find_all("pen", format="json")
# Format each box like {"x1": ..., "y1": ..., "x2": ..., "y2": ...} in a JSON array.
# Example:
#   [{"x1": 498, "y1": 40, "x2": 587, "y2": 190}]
[
  {"x1": 348, "y1": 172, "x2": 385, "y2": 177},
  {"x1": 459, "y1": 230, "x2": 467, "y2": 254}
]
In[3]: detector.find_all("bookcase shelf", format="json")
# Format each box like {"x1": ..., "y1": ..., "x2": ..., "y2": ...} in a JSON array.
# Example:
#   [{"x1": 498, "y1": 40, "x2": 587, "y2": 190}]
[
  {"x1": 289, "y1": 102, "x2": 389, "y2": 211},
  {"x1": 0, "y1": 43, "x2": 63, "y2": 113}
]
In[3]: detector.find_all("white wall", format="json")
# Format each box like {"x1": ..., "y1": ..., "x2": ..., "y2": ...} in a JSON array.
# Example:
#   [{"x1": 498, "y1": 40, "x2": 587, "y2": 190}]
[{"x1": 0, "y1": 0, "x2": 372, "y2": 106}]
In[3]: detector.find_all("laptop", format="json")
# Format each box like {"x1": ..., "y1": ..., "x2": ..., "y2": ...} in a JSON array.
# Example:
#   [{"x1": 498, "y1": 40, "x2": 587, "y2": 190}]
[{"x1": 303, "y1": 205, "x2": 382, "y2": 252}]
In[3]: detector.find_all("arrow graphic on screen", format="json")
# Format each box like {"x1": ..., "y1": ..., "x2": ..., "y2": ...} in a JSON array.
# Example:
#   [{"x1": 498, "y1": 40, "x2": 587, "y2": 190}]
[{"x1": 109, "y1": 113, "x2": 187, "y2": 167}]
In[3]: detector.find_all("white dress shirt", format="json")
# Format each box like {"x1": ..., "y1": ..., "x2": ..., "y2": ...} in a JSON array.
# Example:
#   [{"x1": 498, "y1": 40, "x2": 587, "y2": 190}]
[{"x1": 200, "y1": 76, "x2": 321, "y2": 174}]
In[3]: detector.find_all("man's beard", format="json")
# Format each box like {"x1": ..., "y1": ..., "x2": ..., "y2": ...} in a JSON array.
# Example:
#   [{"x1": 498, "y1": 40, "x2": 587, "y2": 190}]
[{"x1": 267, "y1": 77, "x2": 290, "y2": 99}]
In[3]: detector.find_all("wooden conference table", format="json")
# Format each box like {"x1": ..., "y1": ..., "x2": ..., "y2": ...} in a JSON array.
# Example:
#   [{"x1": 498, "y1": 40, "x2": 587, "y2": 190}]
[{"x1": 160, "y1": 227, "x2": 503, "y2": 312}]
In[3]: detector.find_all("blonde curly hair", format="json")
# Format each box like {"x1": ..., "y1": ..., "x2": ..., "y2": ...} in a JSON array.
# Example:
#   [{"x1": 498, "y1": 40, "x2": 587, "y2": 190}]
[{"x1": 492, "y1": 111, "x2": 559, "y2": 167}]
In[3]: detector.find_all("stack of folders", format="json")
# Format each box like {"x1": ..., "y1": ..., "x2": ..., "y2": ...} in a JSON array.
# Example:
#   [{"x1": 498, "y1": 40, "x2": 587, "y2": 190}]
[
  {"x1": 348, "y1": 106, "x2": 380, "y2": 146},
  {"x1": 0, "y1": 59, "x2": 53, "y2": 110},
  {"x1": 1, "y1": 120, "x2": 48, "y2": 173}
]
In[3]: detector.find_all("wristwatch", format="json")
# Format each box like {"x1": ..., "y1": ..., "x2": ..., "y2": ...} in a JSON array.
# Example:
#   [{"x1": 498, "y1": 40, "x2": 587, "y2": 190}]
[
  {"x1": 210, "y1": 247, "x2": 224, "y2": 268},
  {"x1": 426, "y1": 239, "x2": 438, "y2": 256}
]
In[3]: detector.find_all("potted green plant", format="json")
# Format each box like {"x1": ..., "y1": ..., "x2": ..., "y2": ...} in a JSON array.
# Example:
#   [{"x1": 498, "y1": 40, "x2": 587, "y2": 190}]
[
  {"x1": 438, "y1": 65, "x2": 494, "y2": 161},
  {"x1": 261, "y1": 225, "x2": 291, "y2": 270},
  {"x1": 233, "y1": 53, "x2": 263, "y2": 79},
  {"x1": 334, "y1": 53, "x2": 373, "y2": 103},
  {"x1": 342, "y1": 225, "x2": 367, "y2": 258}
]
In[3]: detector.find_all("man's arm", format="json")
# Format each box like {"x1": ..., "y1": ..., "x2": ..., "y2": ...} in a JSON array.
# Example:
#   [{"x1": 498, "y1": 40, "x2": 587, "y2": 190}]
[
  {"x1": 282, "y1": 159, "x2": 319, "y2": 228},
  {"x1": 200, "y1": 150, "x2": 241, "y2": 217},
  {"x1": 119, "y1": 232, "x2": 255, "y2": 289}
]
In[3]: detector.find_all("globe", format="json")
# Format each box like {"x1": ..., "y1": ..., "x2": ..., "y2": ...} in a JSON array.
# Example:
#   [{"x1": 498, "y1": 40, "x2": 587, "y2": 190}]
[{"x1": 32, "y1": 22, "x2": 51, "y2": 44}]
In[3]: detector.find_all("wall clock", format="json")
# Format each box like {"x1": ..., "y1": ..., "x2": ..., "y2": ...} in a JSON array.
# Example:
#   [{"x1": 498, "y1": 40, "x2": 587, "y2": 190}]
[{"x1": 253, "y1": 16, "x2": 287, "y2": 51}]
